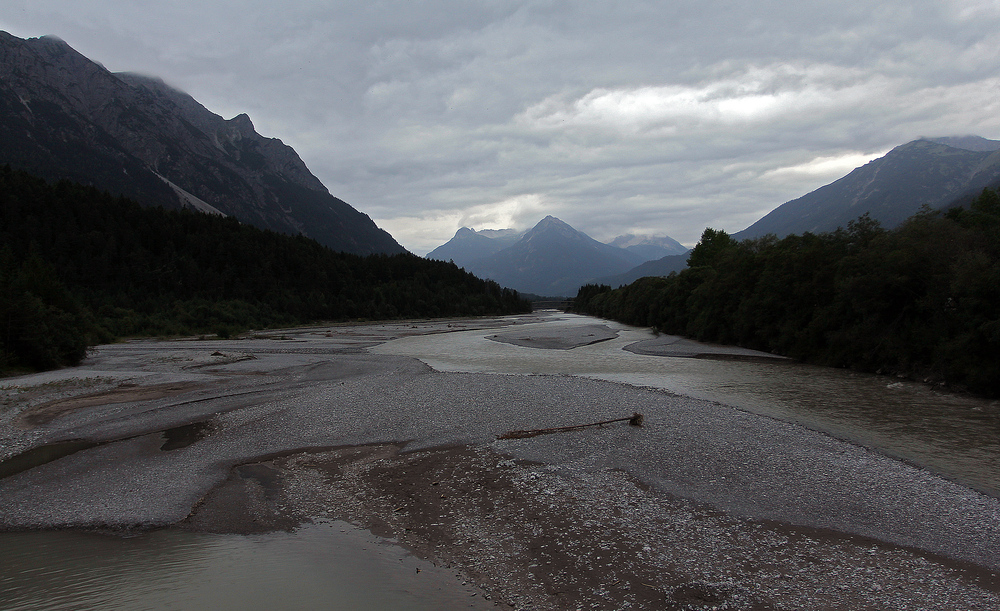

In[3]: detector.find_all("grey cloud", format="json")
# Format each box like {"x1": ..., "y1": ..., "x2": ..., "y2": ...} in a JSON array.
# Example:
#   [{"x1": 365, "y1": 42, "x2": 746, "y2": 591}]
[{"x1": 3, "y1": 1, "x2": 1000, "y2": 253}]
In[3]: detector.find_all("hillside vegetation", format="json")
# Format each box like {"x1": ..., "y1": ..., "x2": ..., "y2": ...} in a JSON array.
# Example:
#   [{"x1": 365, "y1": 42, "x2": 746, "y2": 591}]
[
  {"x1": 575, "y1": 190, "x2": 1000, "y2": 397},
  {"x1": 0, "y1": 167, "x2": 529, "y2": 371}
]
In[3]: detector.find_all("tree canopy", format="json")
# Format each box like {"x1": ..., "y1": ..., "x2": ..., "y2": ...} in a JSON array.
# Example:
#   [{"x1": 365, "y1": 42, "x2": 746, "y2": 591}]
[
  {"x1": 575, "y1": 192, "x2": 1000, "y2": 397},
  {"x1": 0, "y1": 167, "x2": 530, "y2": 372}
]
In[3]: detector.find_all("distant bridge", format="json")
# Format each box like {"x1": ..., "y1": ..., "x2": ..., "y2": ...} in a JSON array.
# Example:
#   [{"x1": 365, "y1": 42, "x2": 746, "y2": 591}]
[{"x1": 531, "y1": 299, "x2": 573, "y2": 311}]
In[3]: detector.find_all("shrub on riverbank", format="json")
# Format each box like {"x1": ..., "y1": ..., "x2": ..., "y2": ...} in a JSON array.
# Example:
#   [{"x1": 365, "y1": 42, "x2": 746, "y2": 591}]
[
  {"x1": 575, "y1": 189, "x2": 1000, "y2": 397},
  {"x1": 0, "y1": 167, "x2": 531, "y2": 372}
]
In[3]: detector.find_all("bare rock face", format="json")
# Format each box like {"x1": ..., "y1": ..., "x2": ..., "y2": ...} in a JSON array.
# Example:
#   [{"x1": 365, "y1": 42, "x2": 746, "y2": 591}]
[{"x1": 0, "y1": 31, "x2": 404, "y2": 256}]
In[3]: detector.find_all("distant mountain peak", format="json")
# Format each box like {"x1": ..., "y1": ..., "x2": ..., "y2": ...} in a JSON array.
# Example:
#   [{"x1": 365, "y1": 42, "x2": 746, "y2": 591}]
[
  {"x1": 461, "y1": 216, "x2": 645, "y2": 296},
  {"x1": 533, "y1": 215, "x2": 566, "y2": 229},
  {"x1": 0, "y1": 31, "x2": 403, "y2": 255},
  {"x1": 608, "y1": 233, "x2": 645, "y2": 248},
  {"x1": 476, "y1": 227, "x2": 520, "y2": 239},
  {"x1": 524, "y1": 215, "x2": 578, "y2": 240},
  {"x1": 229, "y1": 112, "x2": 255, "y2": 134},
  {"x1": 608, "y1": 233, "x2": 688, "y2": 261}
]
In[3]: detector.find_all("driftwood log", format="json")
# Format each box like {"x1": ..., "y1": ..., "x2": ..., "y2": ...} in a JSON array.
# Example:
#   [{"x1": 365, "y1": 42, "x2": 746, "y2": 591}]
[{"x1": 497, "y1": 412, "x2": 644, "y2": 440}]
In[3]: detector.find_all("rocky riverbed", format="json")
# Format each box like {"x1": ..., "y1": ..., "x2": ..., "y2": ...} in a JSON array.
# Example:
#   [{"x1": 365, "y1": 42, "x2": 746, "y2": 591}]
[{"x1": 1, "y1": 313, "x2": 998, "y2": 610}]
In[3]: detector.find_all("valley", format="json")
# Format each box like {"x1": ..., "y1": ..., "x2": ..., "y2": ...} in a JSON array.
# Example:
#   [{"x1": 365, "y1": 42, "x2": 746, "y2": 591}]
[
  {"x1": 2, "y1": 25, "x2": 1000, "y2": 610},
  {"x1": 1, "y1": 313, "x2": 998, "y2": 610}
]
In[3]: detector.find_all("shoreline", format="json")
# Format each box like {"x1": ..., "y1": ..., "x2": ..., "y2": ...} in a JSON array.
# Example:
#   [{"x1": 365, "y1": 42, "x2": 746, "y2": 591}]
[
  {"x1": 179, "y1": 441, "x2": 1000, "y2": 609},
  {"x1": 2, "y1": 314, "x2": 999, "y2": 609}
]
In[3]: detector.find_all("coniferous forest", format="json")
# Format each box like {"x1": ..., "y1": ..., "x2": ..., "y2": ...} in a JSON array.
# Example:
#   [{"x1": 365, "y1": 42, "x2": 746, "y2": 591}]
[
  {"x1": 0, "y1": 167, "x2": 530, "y2": 372},
  {"x1": 575, "y1": 189, "x2": 1000, "y2": 398}
]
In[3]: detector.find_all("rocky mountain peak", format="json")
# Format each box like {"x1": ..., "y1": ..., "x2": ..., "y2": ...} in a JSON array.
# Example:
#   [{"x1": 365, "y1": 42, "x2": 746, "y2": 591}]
[
  {"x1": 524, "y1": 215, "x2": 577, "y2": 241},
  {"x1": 228, "y1": 113, "x2": 255, "y2": 137},
  {"x1": 608, "y1": 233, "x2": 688, "y2": 260},
  {"x1": 477, "y1": 228, "x2": 521, "y2": 240},
  {"x1": 0, "y1": 31, "x2": 404, "y2": 255},
  {"x1": 33, "y1": 35, "x2": 74, "y2": 58},
  {"x1": 462, "y1": 216, "x2": 645, "y2": 296}
]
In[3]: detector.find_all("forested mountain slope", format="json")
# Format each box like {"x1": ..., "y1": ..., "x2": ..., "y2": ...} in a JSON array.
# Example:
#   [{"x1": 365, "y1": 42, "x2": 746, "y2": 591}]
[
  {"x1": 0, "y1": 168, "x2": 529, "y2": 371},
  {"x1": 0, "y1": 31, "x2": 403, "y2": 255},
  {"x1": 735, "y1": 138, "x2": 1000, "y2": 240}
]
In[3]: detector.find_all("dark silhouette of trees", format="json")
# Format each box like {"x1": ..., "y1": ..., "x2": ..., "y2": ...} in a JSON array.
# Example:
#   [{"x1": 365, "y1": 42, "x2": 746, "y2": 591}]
[
  {"x1": 575, "y1": 191, "x2": 1000, "y2": 397},
  {"x1": 0, "y1": 167, "x2": 530, "y2": 372}
]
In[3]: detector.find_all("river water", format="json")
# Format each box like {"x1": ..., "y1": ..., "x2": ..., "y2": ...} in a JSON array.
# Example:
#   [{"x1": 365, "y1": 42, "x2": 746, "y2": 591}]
[
  {"x1": 371, "y1": 312, "x2": 1000, "y2": 498},
  {"x1": 0, "y1": 522, "x2": 491, "y2": 611},
  {"x1": 2, "y1": 312, "x2": 997, "y2": 609}
]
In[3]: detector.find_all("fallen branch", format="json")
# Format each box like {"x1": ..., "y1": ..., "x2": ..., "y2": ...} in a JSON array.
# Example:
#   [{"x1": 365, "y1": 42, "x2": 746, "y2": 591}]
[{"x1": 497, "y1": 412, "x2": 644, "y2": 440}]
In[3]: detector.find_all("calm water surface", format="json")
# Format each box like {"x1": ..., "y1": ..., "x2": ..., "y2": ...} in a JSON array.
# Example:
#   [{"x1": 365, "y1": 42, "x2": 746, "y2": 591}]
[{"x1": 0, "y1": 522, "x2": 489, "y2": 611}]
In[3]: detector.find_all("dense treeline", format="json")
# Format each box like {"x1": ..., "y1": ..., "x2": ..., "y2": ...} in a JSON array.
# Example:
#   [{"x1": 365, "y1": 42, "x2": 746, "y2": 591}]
[
  {"x1": 0, "y1": 167, "x2": 530, "y2": 371},
  {"x1": 575, "y1": 190, "x2": 1000, "y2": 397}
]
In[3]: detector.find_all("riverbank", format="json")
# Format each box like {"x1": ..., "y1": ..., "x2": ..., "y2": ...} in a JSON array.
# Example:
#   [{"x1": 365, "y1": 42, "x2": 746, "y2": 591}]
[
  {"x1": 180, "y1": 442, "x2": 1000, "y2": 610},
  {"x1": 2, "y1": 313, "x2": 999, "y2": 609}
]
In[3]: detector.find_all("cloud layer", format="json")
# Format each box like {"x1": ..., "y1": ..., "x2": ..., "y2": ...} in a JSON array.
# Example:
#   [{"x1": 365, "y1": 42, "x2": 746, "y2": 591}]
[{"x1": 4, "y1": 1, "x2": 1000, "y2": 252}]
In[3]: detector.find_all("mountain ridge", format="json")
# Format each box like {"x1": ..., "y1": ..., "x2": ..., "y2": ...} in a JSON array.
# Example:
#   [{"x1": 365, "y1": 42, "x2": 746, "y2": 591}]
[
  {"x1": 426, "y1": 226, "x2": 523, "y2": 267},
  {"x1": 595, "y1": 136, "x2": 1000, "y2": 288},
  {"x1": 609, "y1": 233, "x2": 688, "y2": 261},
  {"x1": 426, "y1": 217, "x2": 692, "y2": 295},
  {"x1": 734, "y1": 137, "x2": 1000, "y2": 240},
  {"x1": 0, "y1": 31, "x2": 404, "y2": 256}
]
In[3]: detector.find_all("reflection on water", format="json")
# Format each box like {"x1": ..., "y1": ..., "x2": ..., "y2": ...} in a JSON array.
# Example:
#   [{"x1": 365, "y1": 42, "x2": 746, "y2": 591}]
[
  {"x1": 0, "y1": 522, "x2": 487, "y2": 611},
  {"x1": 160, "y1": 420, "x2": 213, "y2": 451},
  {"x1": 606, "y1": 358, "x2": 1000, "y2": 498},
  {"x1": 0, "y1": 439, "x2": 99, "y2": 480},
  {"x1": 373, "y1": 313, "x2": 1000, "y2": 497}
]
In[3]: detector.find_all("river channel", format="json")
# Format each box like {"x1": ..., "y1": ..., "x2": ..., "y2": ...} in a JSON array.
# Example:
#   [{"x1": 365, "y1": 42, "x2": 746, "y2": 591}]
[
  {"x1": 372, "y1": 312, "x2": 1000, "y2": 498},
  {"x1": 1, "y1": 312, "x2": 998, "y2": 609}
]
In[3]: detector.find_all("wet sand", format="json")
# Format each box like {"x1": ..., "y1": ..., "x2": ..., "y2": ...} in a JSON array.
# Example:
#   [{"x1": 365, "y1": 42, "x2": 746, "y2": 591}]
[{"x1": 1, "y1": 313, "x2": 999, "y2": 610}]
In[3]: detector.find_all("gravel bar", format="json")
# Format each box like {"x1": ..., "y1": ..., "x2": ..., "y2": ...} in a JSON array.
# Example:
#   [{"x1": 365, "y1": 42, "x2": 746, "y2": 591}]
[{"x1": 1, "y1": 313, "x2": 997, "y2": 610}]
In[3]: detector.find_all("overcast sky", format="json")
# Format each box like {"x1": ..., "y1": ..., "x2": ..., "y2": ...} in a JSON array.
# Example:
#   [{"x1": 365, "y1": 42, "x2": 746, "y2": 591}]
[{"x1": 3, "y1": 1, "x2": 1000, "y2": 253}]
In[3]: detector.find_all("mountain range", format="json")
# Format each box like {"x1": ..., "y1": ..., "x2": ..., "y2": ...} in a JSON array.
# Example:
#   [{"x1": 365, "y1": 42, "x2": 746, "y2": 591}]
[
  {"x1": 425, "y1": 227, "x2": 524, "y2": 268},
  {"x1": 608, "y1": 234, "x2": 688, "y2": 261},
  {"x1": 0, "y1": 32, "x2": 403, "y2": 256},
  {"x1": 427, "y1": 218, "x2": 689, "y2": 296},
  {"x1": 595, "y1": 135, "x2": 1000, "y2": 289},
  {"x1": 429, "y1": 135, "x2": 1000, "y2": 296},
  {"x1": 464, "y1": 216, "x2": 645, "y2": 296},
  {"x1": 6, "y1": 32, "x2": 999, "y2": 299}
]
